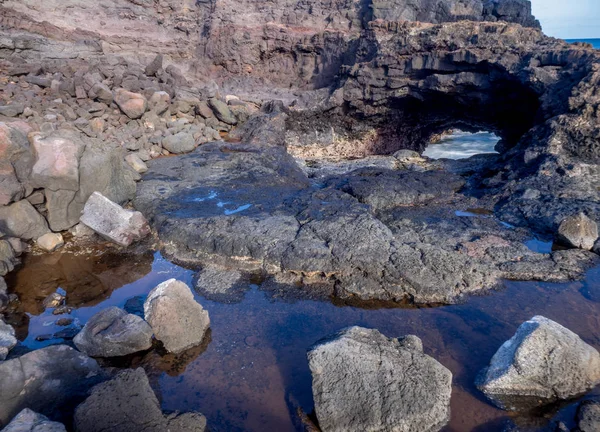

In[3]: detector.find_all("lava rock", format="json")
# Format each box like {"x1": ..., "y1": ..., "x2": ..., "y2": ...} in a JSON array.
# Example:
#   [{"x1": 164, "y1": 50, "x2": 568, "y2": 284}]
[
  {"x1": 30, "y1": 130, "x2": 85, "y2": 192},
  {"x1": 73, "y1": 368, "x2": 207, "y2": 432},
  {"x1": 80, "y1": 192, "x2": 150, "y2": 247},
  {"x1": 125, "y1": 153, "x2": 148, "y2": 173},
  {"x1": 162, "y1": 132, "x2": 196, "y2": 154},
  {"x1": 0, "y1": 318, "x2": 17, "y2": 360},
  {"x1": 145, "y1": 54, "x2": 163, "y2": 77},
  {"x1": 0, "y1": 200, "x2": 50, "y2": 240},
  {"x1": 0, "y1": 104, "x2": 25, "y2": 118},
  {"x1": 556, "y1": 213, "x2": 599, "y2": 251},
  {"x1": 73, "y1": 307, "x2": 153, "y2": 357},
  {"x1": 1, "y1": 408, "x2": 66, "y2": 432},
  {"x1": 114, "y1": 89, "x2": 148, "y2": 119},
  {"x1": 148, "y1": 91, "x2": 170, "y2": 115},
  {"x1": 477, "y1": 316, "x2": 600, "y2": 410},
  {"x1": 0, "y1": 345, "x2": 107, "y2": 426},
  {"x1": 194, "y1": 265, "x2": 246, "y2": 303},
  {"x1": 576, "y1": 400, "x2": 600, "y2": 432},
  {"x1": 0, "y1": 239, "x2": 18, "y2": 277},
  {"x1": 36, "y1": 233, "x2": 64, "y2": 252},
  {"x1": 308, "y1": 326, "x2": 452, "y2": 432},
  {"x1": 144, "y1": 279, "x2": 210, "y2": 354},
  {"x1": 208, "y1": 98, "x2": 237, "y2": 125}
]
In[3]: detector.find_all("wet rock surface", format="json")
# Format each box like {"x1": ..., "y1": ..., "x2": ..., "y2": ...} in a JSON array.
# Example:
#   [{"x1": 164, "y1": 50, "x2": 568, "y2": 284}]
[
  {"x1": 73, "y1": 306, "x2": 153, "y2": 358},
  {"x1": 0, "y1": 345, "x2": 107, "y2": 427},
  {"x1": 308, "y1": 326, "x2": 452, "y2": 432},
  {"x1": 135, "y1": 144, "x2": 599, "y2": 304},
  {"x1": 1, "y1": 409, "x2": 66, "y2": 432},
  {"x1": 73, "y1": 368, "x2": 207, "y2": 432},
  {"x1": 477, "y1": 316, "x2": 600, "y2": 411}
]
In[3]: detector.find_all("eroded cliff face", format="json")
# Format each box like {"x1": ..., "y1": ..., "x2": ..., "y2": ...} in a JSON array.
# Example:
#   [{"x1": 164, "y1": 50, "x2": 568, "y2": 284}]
[{"x1": 0, "y1": 0, "x2": 539, "y2": 91}]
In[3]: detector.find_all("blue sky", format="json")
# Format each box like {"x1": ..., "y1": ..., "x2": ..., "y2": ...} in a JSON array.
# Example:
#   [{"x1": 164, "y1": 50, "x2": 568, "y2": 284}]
[{"x1": 530, "y1": 0, "x2": 600, "y2": 39}]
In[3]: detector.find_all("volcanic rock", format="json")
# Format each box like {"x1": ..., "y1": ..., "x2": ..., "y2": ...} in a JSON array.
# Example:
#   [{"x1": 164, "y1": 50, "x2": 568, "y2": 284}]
[
  {"x1": 73, "y1": 368, "x2": 207, "y2": 432},
  {"x1": 73, "y1": 307, "x2": 153, "y2": 357},
  {"x1": 36, "y1": 233, "x2": 64, "y2": 252},
  {"x1": 0, "y1": 200, "x2": 50, "y2": 240},
  {"x1": 0, "y1": 345, "x2": 107, "y2": 426},
  {"x1": 477, "y1": 316, "x2": 600, "y2": 410},
  {"x1": 144, "y1": 279, "x2": 210, "y2": 354},
  {"x1": 556, "y1": 213, "x2": 599, "y2": 251},
  {"x1": 308, "y1": 326, "x2": 452, "y2": 432},
  {"x1": 0, "y1": 318, "x2": 17, "y2": 361},
  {"x1": 80, "y1": 192, "x2": 150, "y2": 247},
  {"x1": 162, "y1": 132, "x2": 196, "y2": 154},
  {"x1": 114, "y1": 89, "x2": 148, "y2": 119},
  {"x1": 1, "y1": 409, "x2": 66, "y2": 432}
]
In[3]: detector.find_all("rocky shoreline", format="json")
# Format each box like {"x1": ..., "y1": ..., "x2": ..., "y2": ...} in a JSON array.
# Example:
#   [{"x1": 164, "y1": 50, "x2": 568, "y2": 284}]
[{"x1": 1, "y1": 0, "x2": 600, "y2": 430}]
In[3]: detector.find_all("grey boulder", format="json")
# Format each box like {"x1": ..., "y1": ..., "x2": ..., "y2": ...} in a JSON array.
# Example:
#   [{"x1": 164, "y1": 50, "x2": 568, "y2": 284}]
[
  {"x1": 477, "y1": 316, "x2": 600, "y2": 410},
  {"x1": 308, "y1": 326, "x2": 452, "y2": 432},
  {"x1": 80, "y1": 192, "x2": 150, "y2": 247},
  {"x1": 144, "y1": 279, "x2": 210, "y2": 354},
  {"x1": 73, "y1": 307, "x2": 153, "y2": 357},
  {"x1": 208, "y1": 98, "x2": 237, "y2": 125},
  {"x1": 162, "y1": 132, "x2": 196, "y2": 154},
  {"x1": 1, "y1": 409, "x2": 66, "y2": 432},
  {"x1": 0, "y1": 200, "x2": 50, "y2": 240},
  {"x1": 0, "y1": 345, "x2": 106, "y2": 426},
  {"x1": 0, "y1": 318, "x2": 17, "y2": 361},
  {"x1": 556, "y1": 213, "x2": 599, "y2": 251},
  {"x1": 73, "y1": 368, "x2": 207, "y2": 432}
]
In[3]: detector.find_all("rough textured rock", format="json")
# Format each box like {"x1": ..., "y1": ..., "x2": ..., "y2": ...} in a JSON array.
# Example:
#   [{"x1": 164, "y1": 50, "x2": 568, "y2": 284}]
[
  {"x1": 1, "y1": 409, "x2": 66, "y2": 432},
  {"x1": 0, "y1": 345, "x2": 107, "y2": 427},
  {"x1": 0, "y1": 200, "x2": 50, "y2": 240},
  {"x1": 0, "y1": 122, "x2": 33, "y2": 206},
  {"x1": 194, "y1": 265, "x2": 245, "y2": 303},
  {"x1": 36, "y1": 233, "x2": 64, "y2": 252},
  {"x1": 73, "y1": 368, "x2": 207, "y2": 432},
  {"x1": 308, "y1": 326, "x2": 452, "y2": 432},
  {"x1": 556, "y1": 213, "x2": 599, "y2": 251},
  {"x1": 80, "y1": 192, "x2": 150, "y2": 247},
  {"x1": 208, "y1": 99, "x2": 237, "y2": 125},
  {"x1": 0, "y1": 238, "x2": 18, "y2": 276},
  {"x1": 114, "y1": 89, "x2": 148, "y2": 119},
  {"x1": 144, "y1": 279, "x2": 210, "y2": 354},
  {"x1": 135, "y1": 142, "x2": 598, "y2": 304},
  {"x1": 477, "y1": 316, "x2": 600, "y2": 411},
  {"x1": 162, "y1": 132, "x2": 196, "y2": 154},
  {"x1": 0, "y1": 318, "x2": 17, "y2": 361},
  {"x1": 576, "y1": 400, "x2": 600, "y2": 432},
  {"x1": 73, "y1": 307, "x2": 153, "y2": 357}
]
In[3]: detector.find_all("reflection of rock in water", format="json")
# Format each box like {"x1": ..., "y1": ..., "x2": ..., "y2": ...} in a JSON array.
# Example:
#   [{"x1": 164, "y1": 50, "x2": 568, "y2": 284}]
[{"x1": 5, "y1": 251, "x2": 154, "y2": 315}]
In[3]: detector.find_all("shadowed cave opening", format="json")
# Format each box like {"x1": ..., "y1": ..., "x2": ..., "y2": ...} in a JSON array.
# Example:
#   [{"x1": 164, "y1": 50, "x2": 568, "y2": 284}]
[{"x1": 344, "y1": 73, "x2": 544, "y2": 158}]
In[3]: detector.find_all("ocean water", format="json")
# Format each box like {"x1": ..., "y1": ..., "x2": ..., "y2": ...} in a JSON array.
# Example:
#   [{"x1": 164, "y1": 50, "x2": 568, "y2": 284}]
[
  {"x1": 423, "y1": 130, "x2": 500, "y2": 160},
  {"x1": 565, "y1": 38, "x2": 600, "y2": 49}
]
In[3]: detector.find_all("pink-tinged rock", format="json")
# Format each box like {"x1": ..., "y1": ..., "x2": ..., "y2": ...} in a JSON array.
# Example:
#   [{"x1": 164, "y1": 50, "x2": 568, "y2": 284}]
[
  {"x1": 114, "y1": 89, "x2": 148, "y2": 119},
  {"x1": 80, "y1": 192, "x2": 150, "y2": 247},
  {"x1": 30, "y1": 131, "x2": 85, "y2": 192}
]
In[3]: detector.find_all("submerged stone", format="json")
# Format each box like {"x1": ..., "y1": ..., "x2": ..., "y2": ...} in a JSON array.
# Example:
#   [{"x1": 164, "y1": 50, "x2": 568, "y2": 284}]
[{"x1": 308, "y1": 326, "x2": 452, "y2": 432}]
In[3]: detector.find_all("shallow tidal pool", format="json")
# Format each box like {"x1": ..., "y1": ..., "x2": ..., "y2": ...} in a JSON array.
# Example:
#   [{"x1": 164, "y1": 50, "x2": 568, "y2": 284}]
[{"x1": 5, "y1": 250, "x2": 600, "y2": 432}]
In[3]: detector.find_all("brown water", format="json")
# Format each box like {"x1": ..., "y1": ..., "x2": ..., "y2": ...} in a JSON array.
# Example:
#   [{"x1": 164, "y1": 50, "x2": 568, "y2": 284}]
[{"x1": 5, "y1": 249, "x2": 600, "y2": 432}]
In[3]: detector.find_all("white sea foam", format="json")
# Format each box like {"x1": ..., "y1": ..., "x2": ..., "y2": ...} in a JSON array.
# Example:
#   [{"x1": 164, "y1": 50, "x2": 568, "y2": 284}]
[{"x1": 423, "y1": 131, "x2": 500, "y2": 160}]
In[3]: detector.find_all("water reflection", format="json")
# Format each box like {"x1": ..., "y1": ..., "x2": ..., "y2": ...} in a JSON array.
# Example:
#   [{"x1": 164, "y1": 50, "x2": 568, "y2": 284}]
[{"x1": 4, "y1": 250, "x2": 600, "y2": 431}]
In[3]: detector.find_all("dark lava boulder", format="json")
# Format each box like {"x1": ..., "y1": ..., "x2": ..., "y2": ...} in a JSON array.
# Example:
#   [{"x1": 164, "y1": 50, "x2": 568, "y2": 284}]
[
  {"x1": 477, "y1": 316, "x2": 600, "y2": 411},
  {"x1": 0, "y1": 345, "x2": 107, "y2": 427},
  {"x1": 73, "y1": 306, "x2": 153, "y2": 357},
  {"x1": 308, "y1": 326, "x2": 452, "y2": 432},
  {"x1": 74, "y1": 368, "x2": 207, "y2": 432}
]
